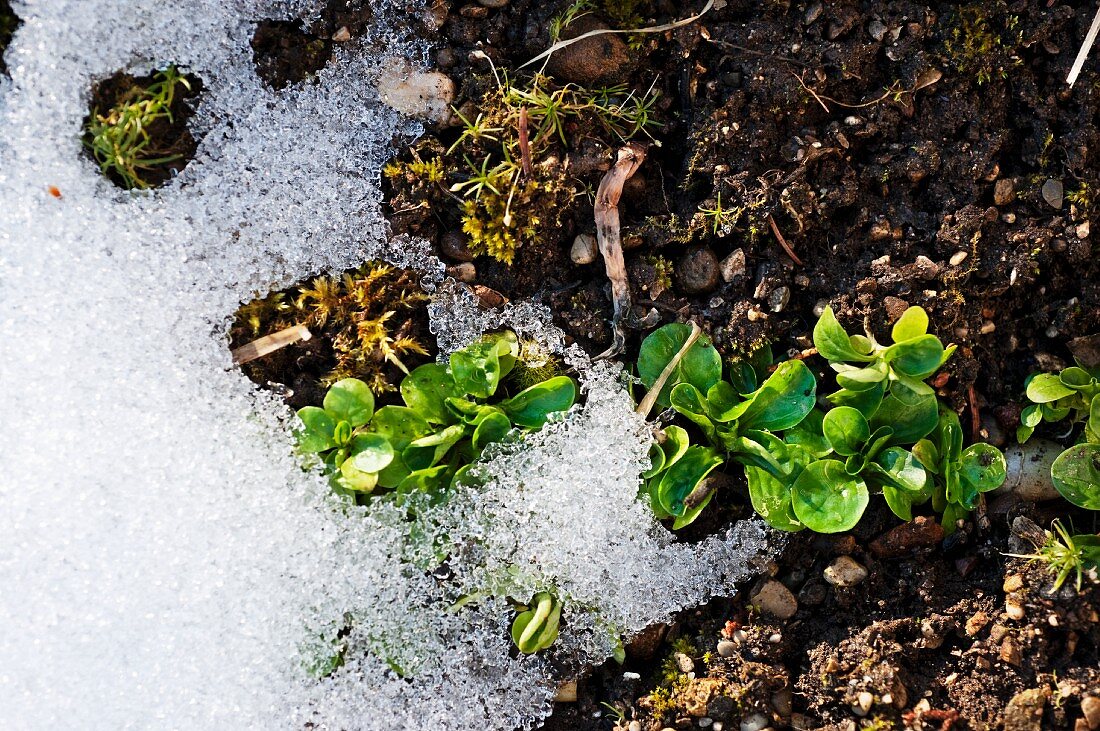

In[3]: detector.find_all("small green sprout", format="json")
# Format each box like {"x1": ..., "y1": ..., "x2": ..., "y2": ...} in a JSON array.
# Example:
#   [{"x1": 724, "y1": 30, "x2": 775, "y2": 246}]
[
  {"x1": 1019, "y1": 364, "x2": 1100, "y2": 510},
  {"x1": 511, "y1": 592, "x2": 561, "y2": 654},
  {"x1": 1009, "y1": 520, "x2": 1100, "y2": 593},
  {"x1": 83, "y1": 66, "x2": 192, "y2": 189}
]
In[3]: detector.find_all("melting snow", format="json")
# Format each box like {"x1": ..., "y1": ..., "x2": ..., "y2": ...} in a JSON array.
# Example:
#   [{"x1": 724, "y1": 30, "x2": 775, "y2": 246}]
[{"x1": 0, "y1": 1, "x2": 775, "y2": 728}]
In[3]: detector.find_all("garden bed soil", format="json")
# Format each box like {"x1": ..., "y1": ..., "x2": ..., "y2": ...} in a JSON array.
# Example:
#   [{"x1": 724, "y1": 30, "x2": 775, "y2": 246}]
[{"x1": 230, "y1": 0, "x2": 1100, "y2": 728}]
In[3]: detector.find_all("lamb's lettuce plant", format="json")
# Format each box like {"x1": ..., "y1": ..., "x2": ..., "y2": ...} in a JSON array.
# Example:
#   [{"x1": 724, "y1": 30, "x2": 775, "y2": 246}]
[
  {"x1": 510, "y1": 592, "x2": 562, "y2": 654},
  {"x1": 295, "y1": 330, "x2": 577, "y2": 502},
  {"x1": 1018, "y1": 364, "x2": 1100, "y2": 510}
]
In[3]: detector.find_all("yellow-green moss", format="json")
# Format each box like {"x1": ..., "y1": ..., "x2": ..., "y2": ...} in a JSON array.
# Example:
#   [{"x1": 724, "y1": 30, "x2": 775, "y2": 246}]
[{"x1": 943, "y1": 5, "x2": 1022, "y2": 85}]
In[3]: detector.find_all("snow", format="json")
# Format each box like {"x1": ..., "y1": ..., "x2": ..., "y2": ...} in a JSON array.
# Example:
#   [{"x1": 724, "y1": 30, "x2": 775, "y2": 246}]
[{"x1": 0, "y1": 1, "x2": 775, "y2": 729}]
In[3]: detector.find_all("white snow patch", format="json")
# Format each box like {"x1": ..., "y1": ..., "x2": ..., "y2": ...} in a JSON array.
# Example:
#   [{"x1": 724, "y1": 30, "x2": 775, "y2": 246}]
[{"x1": 0, "y1": 2, "x2": 775, "y2": 729}]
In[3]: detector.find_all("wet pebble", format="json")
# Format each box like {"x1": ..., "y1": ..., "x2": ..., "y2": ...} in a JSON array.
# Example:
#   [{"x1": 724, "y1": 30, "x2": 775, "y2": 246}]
[
  {"x1": 1006, "y1": 597, "x2": 1026, "y2": 621},
  {"x1": 913, "y1": 255, "x2": 940, "y2": 280},
  {"x1": 994, "y1": 178, "x2": 1016, "y2": 206},
  {"x1": 678, "y1": 247, "x2": 721, "y2": 294},
  {"x1": 570, "y1": 233, "x2": 598, "y2": 265},
  {"x1": 1042, "y1": 178, "x2": 1064, "y2": 209},
  {"x1": 949, "y1": 251, "x2": 969, "y2": 266},
  {"x1": 720, "y1": 248, "x2": 747, "y2": 282},
  {"x1": 854, "y1": 691, "x2": 874, "y2": 717},
  {"x1": 740, "y1": 713, "x2": 769, "y2": 731},
  {"x1": 823, "y1": 555, "x2": 868, "y2": 587},
  {"x1": 751, "y1": 580, "x2": 798, "y2": 620},
  {"x1": 447, "y1": 262, "x2": 476, "y2": 283},
  {"x1": 439, "y1": 231, "x2": 474, "y2": 261},
  {"x1": 377, "y1": 62, "x2": 455, "y2": 124},
  {"x1": 768, "y1": 286, "x2": 790, "y2": 313}
]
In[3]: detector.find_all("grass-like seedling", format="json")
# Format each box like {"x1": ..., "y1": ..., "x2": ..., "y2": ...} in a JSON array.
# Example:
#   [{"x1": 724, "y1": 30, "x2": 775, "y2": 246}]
[
  {"x1": 83, "y1": 66, "x2": 193, "y2": 189},
  {"x1": 1018, "y1": 364, "x2": 1100, "y2": 510},
  {"x1": 1010, "y1": 519, "x2": 1100, "y2": 593}
]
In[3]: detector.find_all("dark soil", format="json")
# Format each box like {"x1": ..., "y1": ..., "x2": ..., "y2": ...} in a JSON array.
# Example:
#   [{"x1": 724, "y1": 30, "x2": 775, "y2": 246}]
[
  {"x1": 0, "y1": 0, "x2": 20, "y2": 76},
  {"x1": 233, "y1": 0, "x2": 1100, "y2": 728},
  {"x1": 83, "y1": 68, "x2": 202, "y2": 189},
  {"x1": 250, "y1": 0, "x2": 374, "y2": 89}
]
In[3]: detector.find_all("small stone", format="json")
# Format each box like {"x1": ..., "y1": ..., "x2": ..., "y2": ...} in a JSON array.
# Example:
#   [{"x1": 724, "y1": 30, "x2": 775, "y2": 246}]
[
  {"x1": 751, "y1": 580, "x2": 798, "y2": 620},
  {"x1": 1081, "y1": 696, "x2": 1100, "y2": 729},
  {"x1": 675, "y1": 652, "x2": 695, "y2": 674},
  {"x1": 965, "y1": 611, "x2": 990, "y2": 636},
  {"x1": 377, "y1": 61, "x2": 455, "y2": 124},
  {"x1": 813, "y1": 299, "x2": 829, "y2": 317},
  {"x1": 629, "y1": 722, "x2": 642, "y2": 731},
  {"x1": 768, "y1": 286, "x2": 790, "y2": 313},
  {"x1": 570, "y1": 233, "x2": 598, "y2": 265},
  {"x1": 823, "y1": 556, "x2": 868, "y2": 587},
  {"x1": 921, "y1": 620, "x2": 944, "y2": 649},
  {"x1": 439, "y1": 231, "x2": 474, "y2": 261},
  {"x1": 994, "y1": 178, "x2": 1016, "y2": 206},
  {"x1": 867, "y1": 19, "x2": 887, "y2": 42},
  {"x1": 1004, "y1": 688, "x2": 1046, "y2": 731},
  {"x1": 678, "y1": 247, "x2": 721, "y2": 294},
  {"x1": 949, "y1": 250, "x2": 969, "y2": 266},
  {"x1": 803, "y1": 3, "x2": 823, "y2": 25},
  {"x1": 1003, "y1": 574, "x2": 1025, "y2": 593},
  {"x1": 331, "y1": 26, "x2": 351, "y2": 42},
  {"x1": 913, "y1": 255, "x2": 940, "y2": 280},
  {"x1": 740, "y1": 713, "x2": 769, "y2": 731},
  {"x1": 1068, "y1": 333, "x2": 1100, "y2": 369},
  {"x1": 447, "y1": 262, "x2": 476, "y2": 283},
  {"x1": 720, "y1": 249, "x2": 747, "y2": 282},
  {"x1": 1006, "y1": 597, "x2": 1026, "y2": 621},
  {"x1": 854, "y1": 691, "x2": 874, "y2": 716},
  {"x1": 545, "y1": 15, "x2": 633, "y2": 85},
  {"x1": 477, "y1": 0, "x2": 510, "y2": 7},
  {"x1": 980, "y1": 320, "x2": 996, "y2": 334},
  {"x1": 883, "y1": 296, "x2": 909, "y2": 323},
  {"x1": 772, "y1": 688, "x2": 793, "y2": 716},
  {"x1": 870, "y1": 516, "x2": 944, "y2": 558},
  {"x1": 1077, "y1": 221, "x2": 1091, "y2": 239},
  {"x1": 1042, "y1": 179, "x2": 1064, "y2": 209},
  {"x1": 716, "y1": 640, "x2": 737, "y2": 658},
  {"x1": 699, "y1": 718, "x2": 714, "y2": 728}
]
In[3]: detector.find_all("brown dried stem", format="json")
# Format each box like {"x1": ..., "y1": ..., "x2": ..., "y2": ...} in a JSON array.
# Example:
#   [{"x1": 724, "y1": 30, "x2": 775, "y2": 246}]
[{"x1": 231, "y1": 324, "x2": 312, "y2": 366}]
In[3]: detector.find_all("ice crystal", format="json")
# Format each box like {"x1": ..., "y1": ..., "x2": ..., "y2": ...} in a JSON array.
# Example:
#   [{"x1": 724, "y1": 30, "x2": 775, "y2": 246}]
[{"x1": 0, "y1": 1, "x2": 775, "y2": 729}]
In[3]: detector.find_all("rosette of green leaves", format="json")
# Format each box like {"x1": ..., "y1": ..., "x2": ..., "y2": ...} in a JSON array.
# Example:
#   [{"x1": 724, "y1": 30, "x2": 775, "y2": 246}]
[
  {"x1": 912, "y1": 406, "x2": 1006, "y2": 532},
  {"x1": 1018, "y1": 365, "x2": 1100, "y2": 510},
  {"x1": 813, "y1": 306, "x2": 953, "y2": 419},
  {"x1": 511, "y1": 591, "x2": 561, "y2": 654},
  {"x1": 295, "y1": 331, "x2": 577, "y2": 501}
]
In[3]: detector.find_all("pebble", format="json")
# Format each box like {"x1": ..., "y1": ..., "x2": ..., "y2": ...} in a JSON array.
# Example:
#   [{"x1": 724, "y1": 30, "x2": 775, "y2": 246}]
[
  {"x1": 883, "y1": 296, "x2": 909, "y2": 323},
  {"x1": 994, "y1": 178, "x2": 1016, "y2": 206},
  {"x1": 803, "y1": 2, "x2": 823, "y2": 25},
  {"x1": 823, "y1": 556, "x2": 868, "y2": 587},
  {"x1": 751, "y1": 580, "x2": 798, "y2": 620},
  {"x1": 331, "y1": 26, "x2": 351, "y2": 42},
  {"x1": 965, "y1": 610, "x2": 990, "y2": 636},
  {"x1": 570, "y1": 233, "x2": 598, "y2": 265},
  {"x1": 913, "y1": 255, "x2": 940, "y2": 280},
  {"x1": 1077, "y1": 221, "x2": 1091, "y2": 239},
  {"x1": 812, "y1": 299, "x2": 829, "y2": 317},
  {"x1": 740, "y1": 713, "x2": 769, "y2": 731},
  {"x1": 949, "y1": 250, "x2": 969, "y2": 266},
  {"x1": 720, "y1": 248, "x2": 747, "y2": 282},
  {"x1": 447, "y1": 262, "x2": 476, "y2": 283},
  {"x1": 867, "y1": 19, "x2": 887, "y2": 42},
  {"x1": 1042, "y1": 178, "x2": 1064, "y2": 209},
  {"x1": 678, "y1": 248, "x2": 721, "y2": 294},
  {"x1": 870, "y1": 516, "x2": 944, "y2": 558},
  {"x1": 921, "y1": 620, "x2": 944, "y2": 649},
  {"x1": 998, "y1": 441, "x2": 1063, "y2": 502},
  {"x1": 854, "y1": 691, "x2": 874, "y2": 716},
  {"x1": 1005, "y1": 597, "x2": 1026, "y2": 621},
  {"x1": 545, "y1": 15, "x2": 633, "y2": 85},
  {"x1": 1004, "y1": 688, "x2": 1046, "y2": 731},
  {"x1": 980, "y1": 320, "x2": 996, "y2": 334},
  {"x1": 439, "y1": 231, "x2": 474, "y2": 261},
  {"x1": 768, "y1": 286, "x2": 790, "y2": 313},
  {"x1": 477, "y1": 0, "x2": 509, "y2": 6},
  {"x1": 675, "y1": 652, "x2": 695, "y2": 674},
  {"x1": 716, "y1": 640, "x2": 738, "y2": 658},
  {"x1": 699, "y1": 717, "x2": 714, "y2": 728},
  {"x1": 1081, "y1": 696, "x2": 1100, "y2": 729},
  {"x1": 629, "y1": 722, "x2": 642, "y2": 731},
  {"x1": 772, "y1": 688, "x2": 793, "y2": 716},
  {"x1": 377, "y1": 62, "x2": 455, "y2": 124}
]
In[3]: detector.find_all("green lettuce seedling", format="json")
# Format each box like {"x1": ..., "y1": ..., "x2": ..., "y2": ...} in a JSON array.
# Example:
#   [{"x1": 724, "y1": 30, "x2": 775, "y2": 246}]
[
  {"x1": 511, "y1": 591, "x2": 561, "y2": 654},
  {"x1": 813, "y1": 305, "x2": 954, "y2": 418},
  {"x1": 295, "y1": 330, "x2": 577, "y2": 501},
  {"x1": 1018, "y1": 364, "x2": 1100, "y2": 510},
  {"x1": 913, "y1": 406, "x2": 1006, "y2": 531}
]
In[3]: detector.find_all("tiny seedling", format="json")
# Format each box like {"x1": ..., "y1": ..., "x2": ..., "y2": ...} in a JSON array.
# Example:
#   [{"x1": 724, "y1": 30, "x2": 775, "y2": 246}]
[
  {"x1": 511, "y1": 592, "x2": 562, "y2": 654},
  {"x1": 1009, "y1": 519, "x2": 1100, "y2": 593},
  {"x1": 84, "y1": 66, "x2": 192, "y2": 189},
  {"x1": 1018, "y1": 364, "x2": 1100, "y2": 510}
]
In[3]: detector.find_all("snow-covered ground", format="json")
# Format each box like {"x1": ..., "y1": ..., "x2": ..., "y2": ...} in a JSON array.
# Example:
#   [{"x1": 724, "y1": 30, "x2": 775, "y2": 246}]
[{"x1": 0, "y1": 2, "x2": 772, "y2": 728}]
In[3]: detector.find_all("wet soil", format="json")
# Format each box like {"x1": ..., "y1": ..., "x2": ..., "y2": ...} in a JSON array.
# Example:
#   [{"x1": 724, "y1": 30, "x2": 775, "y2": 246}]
[
  {"x1": 0, "y1": 0, "x2": 19, "y2": 76},
  {"x1": 232, "y1": 0, "x2": 1100, "y2": 728},
  {"x1": 250, "y1": 0, "x2": 374, "y2": 89},
  {"x1": 83, "y1": 68, "x2": 203, "y2": 189}
]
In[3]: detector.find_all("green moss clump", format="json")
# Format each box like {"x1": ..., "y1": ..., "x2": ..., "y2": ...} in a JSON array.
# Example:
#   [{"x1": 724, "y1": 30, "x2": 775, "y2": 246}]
[{"x1": 943, "y1": 5, "x2": 1022, "y2": 85}]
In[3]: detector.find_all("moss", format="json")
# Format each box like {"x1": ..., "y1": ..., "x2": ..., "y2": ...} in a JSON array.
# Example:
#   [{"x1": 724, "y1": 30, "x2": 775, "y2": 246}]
[
  {"x1": 643, "y1": 254, "x2": 673, "y2": 291},
  {"x1": 942, "y1": 5, "x2": 1022, "y2": 85},
  {"x1": 507, "y1": 339, "x2": 567, "y2": 390},
  {"x1": 232, "y1": 261, "x2": 429, "y2": 394}
]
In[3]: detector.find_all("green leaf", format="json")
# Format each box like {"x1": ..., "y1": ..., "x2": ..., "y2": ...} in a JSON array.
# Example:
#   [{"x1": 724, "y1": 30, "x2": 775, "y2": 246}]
[
  {"x1": 296, "y1": 406, "x2": 337, "y2": 453},
  {"x1": 958, "y1": 443, "x2": 1007, "y2": 492},
  {"x1": 727, "y1": 360, "x2": 757, "y2": 394},
  {"x1": 739, "y1": 360, "x2": 816, "y2": 431},
  {"x1": 401, "y1": 363, "x2": 458, "y2": 424},
  {"x1": 642, "y1": 442, "x2": 667, "y2": 479},
  {"x1": 488, "y1": 330, "x2": 520, "y2": 378},
  {"x1": 727, "y1": 430, "x2": 788, "y2": 478},
  {"x1": 322, "y1": 378, "x2": 375, "y2": 427},
  {"x1": 784, "y1": 408, "x2": 832, "y2": 458},
  {"x1": 813, "y1": 307, "x2": 873, "y2": 363},
  {"x1": 371, "y1": 406, "x2": 432, "y2": 488},
  {"x1": 890, "y1": 306, "x2": 929, "y2": 342},
  {"x1": 882, "y1": 484, "x2": 915, "y2": 521},
  {"x1": 705, "y1": 380, "x2": 748, "y2": 422},
  {"x1": 654, "y1": 446, "x2": 723, "y2": 520},
  {"x1": 822, "y1": 406, "x2": 869, "y2": 457},
  {"x1": 869, "y1": 393, "x2": 938, "y2": 445},
  {"x1": 449, "y1": 339, "x2": 503, "y2": 399},
  {"x1": 472, "y1": 411, "x2": 512, "y2": 454},
  {"x1": 1089, "y1": 394, "x2": 1100, "y2": 442},
  {"x1": 833, "y1": 361, "x2": 889, "y2": 392},
  {"x1": 827, "y1": 382, "x2": 885, "y2": 418},
  {"x1": 1051, "y1": 443, "x2": 1100, "y2": 510},
  {"x1": 332, "y1": 420, "x2": 353, "y2": 448},
  {"x1": 348, "y1": 433, "x2": 395, "y2": 473},
  {"x1": 1060, "y1": 366, "x2": 1095, "y2": 388},
  {"x1": 912, "y1": 439, "x2": 940, "y2": 475},
  {"x1": 637, "y1": 323, "x2": 722, "y2": 409},
  {"x1": 499, "y1": 376, "x2": 576, "y2": 428},
  {"x1": 874, "y1": 447, "x2": 932, "y2": 496},
  {"x1": 397, "y1": 464, "x2": 451, "y2": 495},
  {"x1": 669, "y1": 383, "x2": 718, "y2": 443},
  {"x1": 884, "y1": 334, "x2": 945, "y2": 379},
  {"x1": 511, "y1": 593, "x2": 561, "y2": 654},
  {"x1": 660, "y1": 425, "x2": 691, "y2": 468},
  {"x1": 403, "y1": 424, "x2": 467, "y2": 471},
  {"x1": 1026, "y1": 373, "x2": 1076, "y2": 403},
  {"x1": 745, "y1": 445, "x2": 811, "y2": 532},
  {"x1": 337, "y1": 458, "x2": 379, "y2": 492},
  {"x1": 791, "y1": 459, "x2": 869, "y2": 533}
]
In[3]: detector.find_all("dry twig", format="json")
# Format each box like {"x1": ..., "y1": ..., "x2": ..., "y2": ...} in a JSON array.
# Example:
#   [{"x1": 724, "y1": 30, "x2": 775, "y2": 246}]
[
  {"x1": 1068, "y1": 4, "x2": 1100, "y2": 86},
  {"x1": 231, "y1": 324, "x2": 312, "y2": 366},
  {"x1": 635, "y1": 320, "x2": 702, "y2": 417},
  {"x1": 594, "y1": 142, "x2": 647, "y2": 359},
  {"x1": 767, "y1": 213, "x2": 803, "y2": 266}
]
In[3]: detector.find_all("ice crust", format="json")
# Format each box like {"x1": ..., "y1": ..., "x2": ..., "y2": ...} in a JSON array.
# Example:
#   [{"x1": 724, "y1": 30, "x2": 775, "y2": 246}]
[{"x1": 0, "y1": 2, "x2": 774, "y2": 729}]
